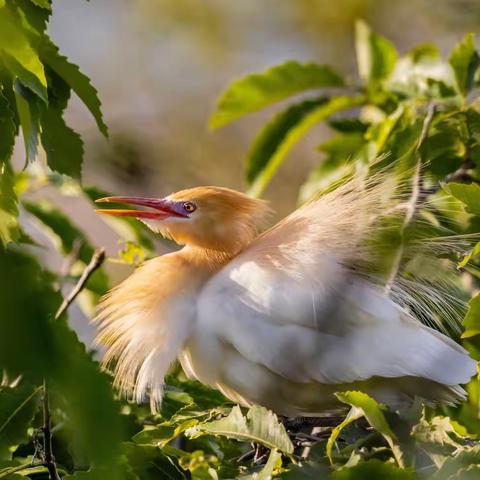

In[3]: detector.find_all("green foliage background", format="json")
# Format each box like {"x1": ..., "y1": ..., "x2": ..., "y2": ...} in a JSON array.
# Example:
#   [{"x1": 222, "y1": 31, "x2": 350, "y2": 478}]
[{"x1": 1, "y1": 0, "x2": 480, "y2": 478}]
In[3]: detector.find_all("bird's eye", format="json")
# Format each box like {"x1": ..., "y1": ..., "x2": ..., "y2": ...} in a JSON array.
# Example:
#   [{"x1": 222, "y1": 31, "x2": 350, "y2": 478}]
[{"x1": 183, "y1": 202, "x2": 196, "y2": 213}]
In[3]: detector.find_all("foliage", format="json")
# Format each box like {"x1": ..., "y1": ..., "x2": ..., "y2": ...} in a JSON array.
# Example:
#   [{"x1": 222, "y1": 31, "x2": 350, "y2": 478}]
[{"x1": 1, "y1": 0, "x2": 480, "y2": 477}]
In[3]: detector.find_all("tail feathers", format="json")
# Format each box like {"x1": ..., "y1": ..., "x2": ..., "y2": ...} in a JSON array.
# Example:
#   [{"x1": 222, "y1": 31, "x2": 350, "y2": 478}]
[{"x1": 404, "y1": 320, "x2": 477, "y2": 388}]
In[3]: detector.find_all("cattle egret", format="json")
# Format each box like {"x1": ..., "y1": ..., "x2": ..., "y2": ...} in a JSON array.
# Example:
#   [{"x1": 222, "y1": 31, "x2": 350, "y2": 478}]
[{"x1": 95, "y1": 176, "x2": 477, "y2": 415}]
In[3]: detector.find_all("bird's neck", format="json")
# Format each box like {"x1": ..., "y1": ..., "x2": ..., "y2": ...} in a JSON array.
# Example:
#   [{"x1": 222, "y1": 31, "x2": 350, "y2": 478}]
[{"x1": 178, "y1": 245, "x2": 237, "y2": 272}]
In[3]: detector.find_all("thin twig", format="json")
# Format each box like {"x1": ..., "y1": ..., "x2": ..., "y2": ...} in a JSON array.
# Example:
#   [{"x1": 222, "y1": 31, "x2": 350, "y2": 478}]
[
  {"x1": 55, "y1": 248, "x2": 106, "y2": 320},
  {"x1": 385, "y1": 104, "x2": 436, "y2": 294},
  {"x1": 42, "y1": 380, "x2": 61, "y2": 480},
  {"x1": 42, "y1": 248, "x2": 106, "y2": 480}
]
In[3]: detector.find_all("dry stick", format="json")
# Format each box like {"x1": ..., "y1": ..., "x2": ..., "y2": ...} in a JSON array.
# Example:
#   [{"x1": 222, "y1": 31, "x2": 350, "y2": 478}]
[{"x1": 42, "y1": 248, "x2": 106, "y2": 480}]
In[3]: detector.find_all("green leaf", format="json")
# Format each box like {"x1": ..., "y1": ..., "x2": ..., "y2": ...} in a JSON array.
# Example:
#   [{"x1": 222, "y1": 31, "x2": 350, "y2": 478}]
[
  {"x1": 331, "y1": 460, "x2": 415, "y2": 480},
  {"x1": 0, "y1": 89, "x2": 15, "y2": 164},
  {"x1": 434, "y1": 446, "x2": 480, "y2": 480},
  {"x1": 326, "y1": 406, "x2": 363, "y2": 465},
  {"x1": 245, "y1": 98, "x2": 327, "y2": 185},
  {"x1": 408, "y1": 43, "x2": 440, "y2": 63},
  {"x1": 462, "y1": 293, "x2": 480, "y2": 339},
  {"x1": 240, "y1": 449, "x2": 282, "y2": 480},
  {"x1": 0, "y1": 383, "x2": 41, "y2": 460},
  {"x1": 459, "y1": 241, "x2": 480, "y2": 268},
  {"x1": 443, "y1": 182, "x2": 480, "y2": 216},
  {"x1": 355, "y1": 20, "x2": 398, "y2": 89},
  {"x1": 299, "y1": 132, "x2": 364, "y2": 202},
  {"x1": 209, "y1": 60, "x2": 344, "y2": 128},
  {"x1": 449, "y1": 33, "x2": 480, "y2": 97},
  {"x1": 83, "y1": 185, "x2": 156, "y2": 252},
  {"x1": 332, "y1": 391, "x2": 403, "y2": 467},
  {"x1": 0, "y1": 4, "x2": 47, "y2": 101},
  {"x1": 0, "y1": 248, "x2": 124, "y2": 468},
  {"x1": 187, "y1": 405, "x2": 294, "y2": 454},
  {"x1": 28, "y1": 0, "x2": 51, "y2": 10},
  {"x1": 39, "y1": 38, "x2": 108, "y2": 136},
  {"x1": 247, "y1": 95, "x2": 365, "y2": 197},
  {"x1": 123, "y1": 443, "x2": 189, "y2": 480},
  {"x1": 14, "y1": 81, "x2": 41, "y2": 163},
  {"x1": 41, "y1": 106, "x2": 84, "y2": 179},
  {"x1": 0, "y1": 161, "x2": 21, "y2": 246},
  {"x1": 23, "y1": 200, "x2": 109, "y2": 294}
]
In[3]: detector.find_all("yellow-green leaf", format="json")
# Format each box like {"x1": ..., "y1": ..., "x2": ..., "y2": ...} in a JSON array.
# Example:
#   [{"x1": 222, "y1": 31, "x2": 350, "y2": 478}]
[{"x1": 210, "y1": 60, "x2": 344, "y2": 129}]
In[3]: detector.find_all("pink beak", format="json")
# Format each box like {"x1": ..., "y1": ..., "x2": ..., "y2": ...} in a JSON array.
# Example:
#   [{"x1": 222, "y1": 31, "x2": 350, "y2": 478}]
[{"x1": 95, "y1": 196, "x2": 186, "y2": 219}]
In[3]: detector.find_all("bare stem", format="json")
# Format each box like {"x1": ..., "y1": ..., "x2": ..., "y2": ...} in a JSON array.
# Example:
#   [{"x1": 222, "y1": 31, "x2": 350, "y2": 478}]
[
  {"x1": 42, "y1": 248, "x2": 106, "y2": 480},
  {"x1": 55, "y1": 248, "x2": 106, "y2": 321},
  {"x1": 384, "y1": 103, "x2": 436, "y2": 294}
]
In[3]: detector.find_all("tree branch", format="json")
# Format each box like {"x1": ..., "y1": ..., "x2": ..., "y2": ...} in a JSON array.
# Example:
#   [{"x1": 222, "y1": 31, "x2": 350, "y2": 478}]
[{"x1": 42, "y1": 248, "x2": 106, "y2": 480}]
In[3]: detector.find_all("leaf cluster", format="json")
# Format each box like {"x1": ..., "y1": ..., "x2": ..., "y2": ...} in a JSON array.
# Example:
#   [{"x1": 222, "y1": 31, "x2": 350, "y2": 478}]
[{"x1": 2, "y1": 4, "x2": 480, "y2": 479}]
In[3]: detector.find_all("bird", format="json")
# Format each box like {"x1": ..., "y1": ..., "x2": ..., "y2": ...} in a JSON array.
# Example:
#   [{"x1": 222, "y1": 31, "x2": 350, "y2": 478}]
[{"x1": 94, "y1": 172, "x2": 477, "y2": 416}]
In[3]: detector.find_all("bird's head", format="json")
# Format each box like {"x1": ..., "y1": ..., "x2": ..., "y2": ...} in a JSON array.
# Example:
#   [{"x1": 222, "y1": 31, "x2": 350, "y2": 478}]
[{"x1": 96, "y1": 186, "x2": 270, "y2": 254}]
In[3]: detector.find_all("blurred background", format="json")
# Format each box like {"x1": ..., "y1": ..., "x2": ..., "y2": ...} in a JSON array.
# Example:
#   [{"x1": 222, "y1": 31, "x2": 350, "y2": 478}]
[
  {"x1": 48, "y1": 0, "x2": 480, "y2": 215},
  {"x1": 18, "y1": 0, "x2": 480, "y2": 343}
]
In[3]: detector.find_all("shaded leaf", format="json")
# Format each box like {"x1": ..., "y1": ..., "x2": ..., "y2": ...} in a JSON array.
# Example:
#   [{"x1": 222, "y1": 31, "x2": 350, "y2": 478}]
[
  {"x1": 210, "y1": 60, "x2": 344, "y2": 128},
  {"x1": 0, "y1": 249, "x2": 124, "y2": 469},
  {"x1": 0, "y1": 89, "x2": 15, "y2": 164},
  {"x1": 41, "y1": 106, "x2": 84, "y2": 180},
  {"x1": 123, "y1": 442, "x2": 189, "y2": 480},
  {"x1": 331, "y1": 460, "x2": 415, "y2": 480},
  {"x1": 355, "y1": 20, "x2": 398, "y2": 89},
  {"x1": 240, "y1": 449, "x2": 282, "y2": 479},
  {"x1": 23, "y1": 200, "x2": 109, "y2": 294},
  {"x1": 28, "y1": 0, "x2": 51, "y2": 10},
  {"x1": 14, "y1": 81, "x2": 41, "y2": 163},
  {"x1": 187, "y1": 405, "x2": 293, "y2": 454},
  {"x1": 247, "y1": 95, "x2": 365, "y2": 197},
  {"x1": 0, "y1": 383, "x2": 41, "y2": 460},
  {"x1": 449, "y1": 33, "x2": 480, "y2": 97}
]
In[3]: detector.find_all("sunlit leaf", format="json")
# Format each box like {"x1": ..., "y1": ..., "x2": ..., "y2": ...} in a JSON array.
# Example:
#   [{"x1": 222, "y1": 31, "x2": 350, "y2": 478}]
[
  {"x1": 443, "y1": 182, "x2": 480, "y2": 216},
  {"x1": 39, "y1": 38, "x2": 108, "y2": 136},
  {"x1": 0, "y1": 4, "x2": 47, "y2": 101},
  {"x1": 247, "y1": 95, "x2": 365, "y2": 197},
  {"x1": 187, "y1": 405, "x2": 294, "y2": 454},
  {"x1": 0, "y1": 161, "x2": 21, "y2": 246},
  {"x1": 449, "y1": 33, "x2": 480, "y2": 97},
  {"x1": 462, "y1": 293, "x2": 480, "y2": 339},
  {"x1": 245, "y1": 98, "x2": 327, "y2": 185},
  {"x1": 355, "y1": 20, "x2": 398, "y2": 89},
  {"x1": 210, "y1": 60, "x2": 344, "y2": 128},
  {"x1": 332, "y1": 391, "x2": 403, "y2": 467}
]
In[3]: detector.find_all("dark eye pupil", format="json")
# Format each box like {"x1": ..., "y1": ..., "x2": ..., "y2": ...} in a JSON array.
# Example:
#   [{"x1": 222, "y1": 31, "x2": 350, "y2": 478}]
[{"x1": 184, "y1": 202, "x2": 195, "y2": 212}]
